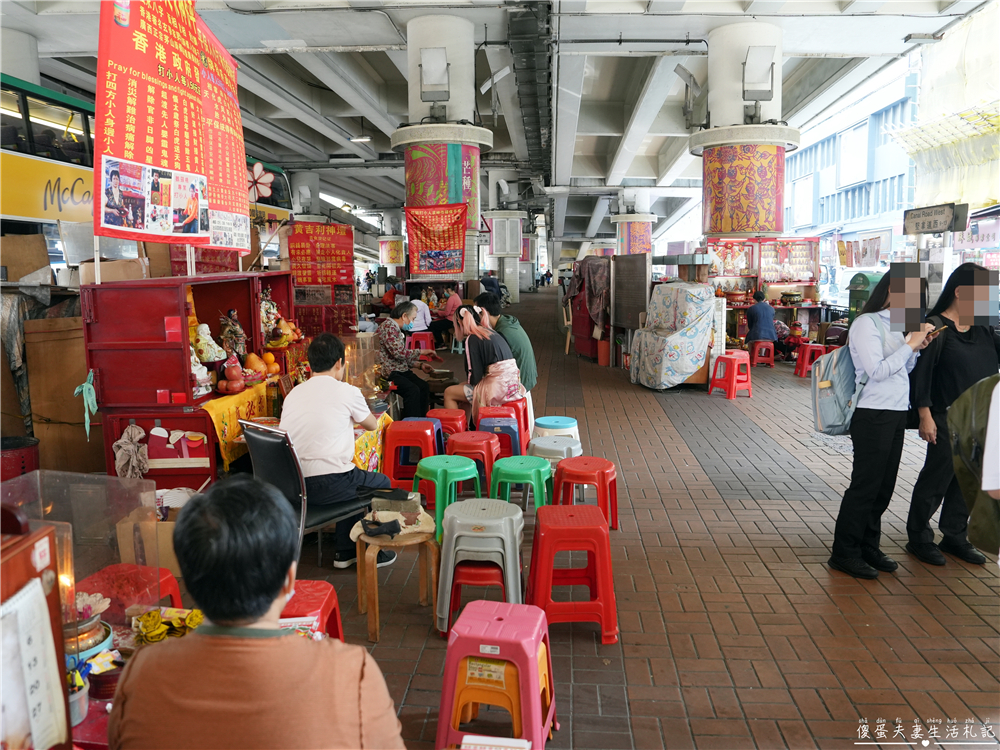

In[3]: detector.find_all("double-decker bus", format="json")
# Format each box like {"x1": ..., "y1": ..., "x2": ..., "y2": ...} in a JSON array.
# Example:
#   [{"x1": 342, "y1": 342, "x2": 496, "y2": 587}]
[{"x1": 1, "y1": 74, "x2": 292, "y2": 260}]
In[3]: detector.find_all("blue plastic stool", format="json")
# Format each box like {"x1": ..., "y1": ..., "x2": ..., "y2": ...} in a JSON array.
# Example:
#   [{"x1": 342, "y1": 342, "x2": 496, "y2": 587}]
[
  {"x1": 402, "y1": 417, "x2": 444, "y2": 461},
  {"x1": 450, "y1": 336, "x2": 464, "y2": 354},
  {"x1": 532, "y1": 416, "x2": 580, "y2": 442},
  {"x1": 477, "y1": 417, "x2": 521, "y2": 459}
]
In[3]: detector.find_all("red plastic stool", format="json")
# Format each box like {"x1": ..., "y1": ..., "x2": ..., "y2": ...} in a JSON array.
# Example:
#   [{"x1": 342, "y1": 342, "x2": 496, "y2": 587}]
[
  {"x1": 78, "y1": 564, "x2": 182, "y2": 623},
  {"x1": 553, "y1": 456, "x2": 619, "y2": 530},
  {"x1": 476, "y1": 405, "x2": 516, "y2": 427},
  {"x1": 280, "y1": 579, "x2": 344, "y2": 640},
  {"x1": 427, "y1": 408, "x2": 468, "y2": 437},
  {"x1": 384, "y1": 421, "x2": 438, "y2": 490},
  {"x1": 405, "y1": 331, "x2": 435, "y2": 351},
  {"x1": 505, "y1": 398, "x2": 531, "y2": 455},
  {"x1": 446, "y1": 561, "x2": 506, "y2": 634},
  {"x1": 748, "y1": 341, "x2": 775, "y2": 368},
  {"x1": 825, "y1": 344, "x2": 841, "y2": 354},
  {"x1": 794, "y1": 343, "x2": 827, "y2": 378},
  {"x1": 709, "y1": 354, "x2": 752, "y2": 399},
  {"x1": 527, "y1": 504, "x2": 619, "y2": 645},
  {"x1": 447, "y1": 431, "x2": 502, "y2": 489}
]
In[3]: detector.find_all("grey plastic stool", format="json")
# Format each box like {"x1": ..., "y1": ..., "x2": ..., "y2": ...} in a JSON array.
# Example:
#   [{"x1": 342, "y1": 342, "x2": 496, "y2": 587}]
[
  {"x1": 528, "y1": 436, "x2": 584, "y2": 503},
  {"x1": 436, "y1": 498, "x2": 524, "y2": 632}
]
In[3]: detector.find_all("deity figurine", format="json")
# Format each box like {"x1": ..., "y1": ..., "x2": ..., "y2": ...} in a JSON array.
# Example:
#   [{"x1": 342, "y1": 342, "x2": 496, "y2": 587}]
[{"x1": 220, "y1": 309, "x2": 247, "y2": 361}]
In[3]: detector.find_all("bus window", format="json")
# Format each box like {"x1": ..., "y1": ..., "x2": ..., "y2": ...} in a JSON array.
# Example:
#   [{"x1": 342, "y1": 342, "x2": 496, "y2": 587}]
[
  {"x1": 25, "y1": 96, "x2": 91, "y2": 165},
  {"x1": 1, "y1": 88, "x2": 28, "y2": 152}
]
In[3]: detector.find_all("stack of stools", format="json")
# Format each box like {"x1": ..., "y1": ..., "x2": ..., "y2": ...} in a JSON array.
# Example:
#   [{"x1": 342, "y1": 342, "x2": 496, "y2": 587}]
[
  {"x1": 553, "y1": 456, "x2": 619, "y2": 530},
  {"x1": 383, "y1": 421, "x2": 438, "y2": 490},
  {"x1": 476, "y1": 406, "x2": 521, "y2": 459},
  {"x1": 709, "y1": 353, "x2": 752, "y2": 399},
  {"x1": 504, "y1": 397, "x2": 531, "y2": 455},
  {"x1": 447, "y1": 431, "x2": 502, "y2": 490},
  {"x1": 404, "y1": 331, "x2": 435, "y2": 351},
  {"x1": 527, "y1": 504, "x2": 619, "y2": 645},
  {"x1": 413, "y1": 455, "x2": 482, "y2": 539},
  {"x1": 436, "y1": 600, "x2": 558, "y2": 750},
  {"x1": 795, "y1": 343, "x2": 827, "y2": 378},
  {"x1": 426, "y1": 408, "x2": 468, "y2": 440},
  {"x1": 490, "y1": 456, "x2": 553, "y2": 511},
  {"x1": 531, "y1": 416, "x2": 580, "y2": 442},
  {"x1": 748, "y1": 341, "x2": 775, "y2": 367},
  {"x1": 436, "y1": 497, "x2": 523, "y2": 633},
  {"x1": 529, "y1": 435, "x2": 585, "y2": 506},
  {"x1": 403, "y1": 416, "x2": 445, "y2": 453}
]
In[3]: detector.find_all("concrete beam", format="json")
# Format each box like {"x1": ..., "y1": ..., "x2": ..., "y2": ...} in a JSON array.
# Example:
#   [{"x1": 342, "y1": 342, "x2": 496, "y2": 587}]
[
  {"x1": 240, "y1": 110, "x2": 327, "y2": 161},
  {"x1": 553, "y1": 55, "x2": 587, "y2": 186},
  {"x1": 783, "y1": 56, "x2": 887, "y2": 129},
  {"x1": 652, "y1": 196, "x2": 699, "y2": 238},
  {"x1": 237, "y1": 56, "x2": 374, "y2": 159},
  {"x1": 38, "y1": 57, "x2": 96, "y2": 94},
  {"x1": 289, "y1": 51, "x2": 400, "y2": 137},
  {"x1": 607, "y1": 56, "x2": 685, "y2": 187},
  {"x1": 578, "y1": 102, "x2": 624, "y2": 136},
  {"x1": 656, "y1": 135, "x2": 697, "y2": 187},
  {"x1": 485, "y1": 46, "x2": 530, "y2": 162},
  {"x1": 586, "y1": 197, "x2": 611, "y2": 237}
]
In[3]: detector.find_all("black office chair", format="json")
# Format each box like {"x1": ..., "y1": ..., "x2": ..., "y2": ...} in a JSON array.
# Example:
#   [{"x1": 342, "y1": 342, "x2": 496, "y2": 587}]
[{"x1": 239, "y1": 420, "x2": 371, "y2": 566}]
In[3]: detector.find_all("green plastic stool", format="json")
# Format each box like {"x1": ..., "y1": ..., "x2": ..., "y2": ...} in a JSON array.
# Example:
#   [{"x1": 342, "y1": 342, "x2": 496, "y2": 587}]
[
  {"x1": 413, "y1": 455, "x2": 481, "y2": 542},
  {"x1": 489, "y1": 456, "x2": 553, "y2": 511}
]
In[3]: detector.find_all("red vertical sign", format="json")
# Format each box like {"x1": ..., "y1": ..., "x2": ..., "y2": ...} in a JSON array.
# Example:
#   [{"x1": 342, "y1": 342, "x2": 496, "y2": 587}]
[
  {"x1": 197, "y1": 17, "x2": 250, "y2": 254},
  {"x1": 289, "y1": 223, "x2": 357, "y2": 336}
]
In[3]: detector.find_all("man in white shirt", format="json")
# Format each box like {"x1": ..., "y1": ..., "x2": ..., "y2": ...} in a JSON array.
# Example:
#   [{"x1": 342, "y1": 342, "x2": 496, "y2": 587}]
[
  {"x1": 279, "y1": 333, "x2": 395, "y2": 569},
  {"x1": 409, "y1": 298, "x2": 432, "y2": 332}
]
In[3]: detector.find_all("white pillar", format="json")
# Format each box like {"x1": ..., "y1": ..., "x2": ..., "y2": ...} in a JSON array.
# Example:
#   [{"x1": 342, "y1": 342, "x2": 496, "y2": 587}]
[
  {"x1": 706, "y1": 22, "x2": 784, "y2": 127},
  {"x1": 405, "y1": 16, "x2": 476, "y2": 123},
  {"x1": 383, "y1": 208, "x2": 403, "y2": 236},
  {"x1": 290, "y1": 172, "x2": 321, "y2": 215},
  {"x1": 1, "y1": 29, "x2": 40, "y2": 85}
]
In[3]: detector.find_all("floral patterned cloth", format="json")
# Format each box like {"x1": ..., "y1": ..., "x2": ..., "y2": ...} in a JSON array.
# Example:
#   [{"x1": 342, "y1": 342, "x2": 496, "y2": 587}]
[
  {"x1": 630, "y1": 282, "x2": 716, "y2": 390},
  {"x1": 352, "y1": 411, "x2": 393, "y2": 473},
  {"x1": 377, "y1": 318, "x2": 422, "y2": 374},
  {"x1": 469, "y1": 358, "x2": 526, "y2": 424}
]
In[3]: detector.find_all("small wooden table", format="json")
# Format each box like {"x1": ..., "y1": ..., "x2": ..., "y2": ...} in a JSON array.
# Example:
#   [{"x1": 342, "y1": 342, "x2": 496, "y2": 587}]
[{"x1": 356, "y1": 530, "x2": 439, "y2": 642}]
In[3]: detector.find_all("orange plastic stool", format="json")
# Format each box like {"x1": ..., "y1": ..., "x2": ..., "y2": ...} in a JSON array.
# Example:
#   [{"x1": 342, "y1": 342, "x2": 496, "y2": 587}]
[
  {"x1": 794, "y1": 343, "x2": 827, "y2": 378},
  {"x1": 749, "y1": 341, "x2": 775, "y2": 367},
  {"x1": 405, "y1": 332, "x2": 435, "y2": 351},
  {"x1": 447, "y1": 431, "x2": 502, "y2": 489},
  {"x1": 280, "y1": 579, "x2": 344, "y2": 640},
  {"x1": 553, "y1": 456, "x2": 619, "y2": 530},
  {"x1": 427, "y1": 408, "x2": 468, "y2": 437},
  {"x1": 527, "y1": 504, "x2": 619, "y2": 645},
  {"x1": 383, "y1": 421, "x2": 438, "y2": 490},
  {"x1": 709, "y1": 354, "x2": 752, "y2": 399},
  {"x1": 446, "y1": 561, "x2": 506, "y2": 634}
]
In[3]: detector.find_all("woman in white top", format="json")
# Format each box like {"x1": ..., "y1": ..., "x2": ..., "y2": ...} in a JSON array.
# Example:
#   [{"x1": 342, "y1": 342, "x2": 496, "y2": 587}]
[{"x1": 829, "y1": 269, "x2": 935, "y2": 579}]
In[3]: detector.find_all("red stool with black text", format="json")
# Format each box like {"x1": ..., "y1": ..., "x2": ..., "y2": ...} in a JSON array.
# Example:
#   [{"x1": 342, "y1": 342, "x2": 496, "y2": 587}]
[
  {"x1": 447, "y1": 431, "x2": 502, "y2": 489},
  {"x1": 527, "y1": 504, "x2": 619, "y2": 645},
  {"x1": 384, "y1": 421, "x2": 438, "y2": 490},
  {"x1": 709, "y1": 354, "x2": 752, "y2": 399},
  {"x1": 748, "y1": 341, "x2": 775, "y2": 368},
  {"x1": 794, "y1": 343, "x2": 827, "y2": 378},
  {"x1": 553, "y1": 456, "x2": 619, "y2": 530}
]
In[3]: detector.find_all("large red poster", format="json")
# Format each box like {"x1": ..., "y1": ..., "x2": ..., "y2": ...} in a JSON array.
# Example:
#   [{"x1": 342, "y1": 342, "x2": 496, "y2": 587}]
[
  {"x1": 405, "y1": 204, "x2": 467, "y2": 275},
  {"x1": 197, "y1": 17, "x2": 250, "y2": 254},
  {"x1": 289, "y1": 223, "x2": 356, "y2": 336}
]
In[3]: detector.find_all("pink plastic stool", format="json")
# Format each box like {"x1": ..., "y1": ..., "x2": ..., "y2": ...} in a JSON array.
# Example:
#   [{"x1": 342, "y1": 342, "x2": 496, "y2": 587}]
[
  {"x1": 405, "y1": 331, "x2": 435, "y2": 351},
  {"x1": 437, "y1": 600, "x2": 558, "y2": 750}
]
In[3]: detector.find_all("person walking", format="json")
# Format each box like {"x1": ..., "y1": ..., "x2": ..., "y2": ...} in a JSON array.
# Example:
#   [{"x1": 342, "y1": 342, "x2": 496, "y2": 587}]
[
  {"x1": 829, "y1": 270, "x2": 935, "y2": 579},
  {"x1": 906, "y1": 263, "x2": 999, "y2": 566}
]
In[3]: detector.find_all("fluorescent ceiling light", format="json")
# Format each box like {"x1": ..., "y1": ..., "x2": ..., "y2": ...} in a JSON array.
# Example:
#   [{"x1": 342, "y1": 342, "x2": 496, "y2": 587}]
[{"x1": 349, "y1": 134, "x2": 371, "y2": 143}]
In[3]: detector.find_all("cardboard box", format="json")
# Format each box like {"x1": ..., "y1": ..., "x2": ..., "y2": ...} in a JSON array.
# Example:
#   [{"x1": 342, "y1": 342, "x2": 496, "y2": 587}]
[
  {"x1": 1, "y1": 234, "x2": 51, "y2": 282},
  {"x1": 140, "y1": 242, "x2": 172, "y2": 277},
  {"x1": 115, "y1": 506, "x2": 182, "y2": 579},
  {"x1": 79, "y1": 257, "x2": 150, "y2": 285}
]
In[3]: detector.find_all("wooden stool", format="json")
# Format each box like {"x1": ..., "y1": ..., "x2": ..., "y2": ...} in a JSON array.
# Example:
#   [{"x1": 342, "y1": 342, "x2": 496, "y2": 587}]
[{"x1": 356, "y1": 531, "x2": 439, "y2": 642}]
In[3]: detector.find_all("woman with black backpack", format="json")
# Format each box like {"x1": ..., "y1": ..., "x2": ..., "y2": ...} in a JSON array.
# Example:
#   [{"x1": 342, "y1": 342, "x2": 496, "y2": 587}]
[
  {"x1": 907, "y1": 263, "x2": 1000, "y2": 567},
  {"x1": 829, "y1": 268, "x2": 936, "y2": 579}
]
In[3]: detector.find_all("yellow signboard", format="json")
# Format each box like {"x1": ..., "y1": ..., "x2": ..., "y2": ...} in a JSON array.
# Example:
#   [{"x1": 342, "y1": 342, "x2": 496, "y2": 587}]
[{"x1": 0, "y1": 151, "x2": 94, "y2": 224}]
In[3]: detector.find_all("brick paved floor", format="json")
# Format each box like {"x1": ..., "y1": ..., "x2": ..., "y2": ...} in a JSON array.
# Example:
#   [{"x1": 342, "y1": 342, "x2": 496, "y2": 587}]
[{"x1": 297, "y1": 286, "x2": 999, "y2": 750}]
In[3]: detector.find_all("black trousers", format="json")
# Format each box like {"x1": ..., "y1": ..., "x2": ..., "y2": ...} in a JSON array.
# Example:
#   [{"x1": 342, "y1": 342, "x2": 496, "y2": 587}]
[
  {"x1": 389, "y1": 369, "x2": 430, "y2": 419},
  {"x1": 907, "y1": 410, "x2": 969, "y2": 545},
  {"x1": 832, "y1": 408, "x2": 907, "y2": 559},
  {"x1": 428, "y1": 318, "x2": 453, "y2": 346},
  {"x1": 305, "y1": 468, "x2": 391, "y2": 553}
]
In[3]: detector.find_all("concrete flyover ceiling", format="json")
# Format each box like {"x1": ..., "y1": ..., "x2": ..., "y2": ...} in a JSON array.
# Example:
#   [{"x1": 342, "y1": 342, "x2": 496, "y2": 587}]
[{"x1": 7, "y1": 0, "x2": 988, "y2": 232}]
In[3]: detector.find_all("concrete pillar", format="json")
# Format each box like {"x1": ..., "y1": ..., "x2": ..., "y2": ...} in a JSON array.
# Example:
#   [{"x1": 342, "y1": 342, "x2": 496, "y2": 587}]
[
  {"x1": 405, "y1": 16, "x2": 476, "y2": 124},
  {"x1": 611, "y1": 214, "x2": 656, "y2": 255},
  {"x1": 689, "y1": 22, "x2": 799, "y2": 237},
  {"x1": 383, "y1": 208, "x2": 404, "y2": 236},
  {"x1": 1, "y1": 29, "x2": 40, "y2": 86},
  {"x1": 290, "y1": 171, "x2": 321, "y2": 215}
]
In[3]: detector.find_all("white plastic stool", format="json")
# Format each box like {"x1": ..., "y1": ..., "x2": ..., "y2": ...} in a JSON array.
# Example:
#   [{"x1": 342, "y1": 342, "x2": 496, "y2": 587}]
[
  {"x1": 532, "y1": 415, "x2": 581, "y2": 442},
  {"x1": 528, "y1": 436, "x2": 584, "y2": 504}
]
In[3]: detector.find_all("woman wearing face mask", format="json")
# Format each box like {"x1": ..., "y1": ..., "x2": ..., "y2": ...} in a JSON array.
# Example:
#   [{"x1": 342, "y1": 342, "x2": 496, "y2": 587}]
[
  {"x1": 443, "y1": 305, "x2": 525, "y2": 422},
  {"x1": 377, "y1": 302, "x2": 436, "y2": 418},
  {"x1": 829, "y1": 269, "x2": 936, "y2": 579},
  {"x1": 907, "y1": 263, "x2": 1000, "y2": 567}
]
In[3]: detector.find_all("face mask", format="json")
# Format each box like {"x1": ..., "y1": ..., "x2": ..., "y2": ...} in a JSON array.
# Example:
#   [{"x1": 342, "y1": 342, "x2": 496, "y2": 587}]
[{"x1": 402, "y1": 321, "x2": 414, "y2": 331}]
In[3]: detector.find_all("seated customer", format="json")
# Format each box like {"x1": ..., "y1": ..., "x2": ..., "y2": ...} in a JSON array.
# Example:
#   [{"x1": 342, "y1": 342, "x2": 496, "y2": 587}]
[
  {"x1": 409, "y1": 297, "x2": 433, "y2": 333},
  {"x1": 109, "y1": 475, "x2": 406, "y2": 750},
  {"x1": 280, "y1": 333, "x2": 395, "y2": 568},
  {"x1": 377, "y1": 302, "x2": 438, "y2": 418},
  {"x1": 429, "y1": 284, "x2": 462, "y2": 349},
  {"x1": 444, "y1": 305, "x2": 525, "y2": 421},
  {"x1": 744, "y1": 291, "x2": 777, "y2": 347},
  {"x1": 475, "y1": 291, "x2": 537, "y2": 426}
]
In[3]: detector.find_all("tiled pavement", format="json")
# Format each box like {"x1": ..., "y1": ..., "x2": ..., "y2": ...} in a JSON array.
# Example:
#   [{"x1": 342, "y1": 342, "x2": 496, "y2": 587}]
[{"x1": 297, "y1": 287, "x2": 999, "y2": 750}]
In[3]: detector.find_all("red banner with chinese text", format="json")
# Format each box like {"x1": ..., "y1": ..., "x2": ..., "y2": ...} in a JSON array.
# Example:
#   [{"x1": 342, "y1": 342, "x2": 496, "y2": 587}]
[
  {"x1": 197, "y1": 17, "x2": 250, "y2": 254},
  {"x1": 405, "y1": 203, "x2": 467, "y2": 275},
  {"x1": 288, "y1": 222, "x2": 356, "y2": 336}
]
